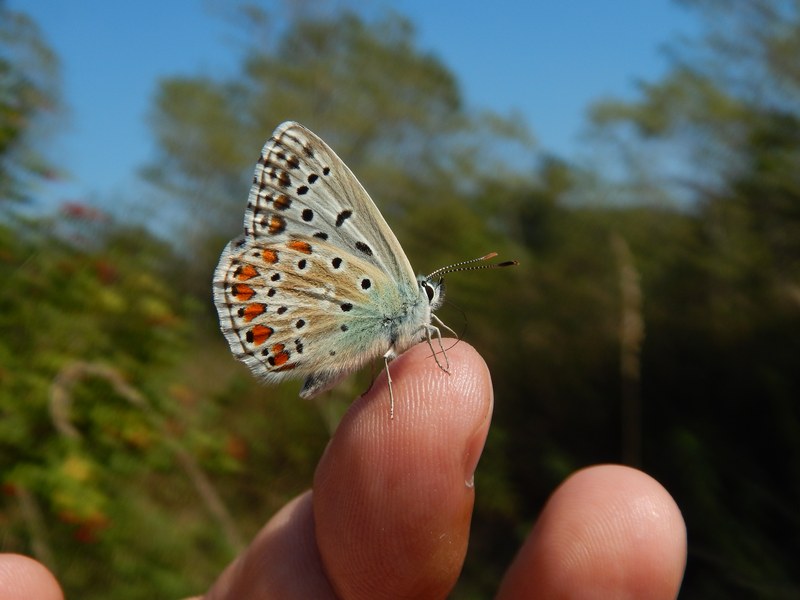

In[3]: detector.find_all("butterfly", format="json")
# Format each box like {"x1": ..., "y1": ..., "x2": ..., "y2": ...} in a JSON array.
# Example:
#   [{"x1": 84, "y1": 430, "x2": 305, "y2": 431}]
[{"x1": 213, "y1": 121, "x2": 515, "y2": 418}]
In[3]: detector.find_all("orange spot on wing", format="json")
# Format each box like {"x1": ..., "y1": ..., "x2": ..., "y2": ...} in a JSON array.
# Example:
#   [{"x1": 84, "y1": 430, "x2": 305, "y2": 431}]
[
  {"x1": 268, "y1": 215, "x2": 286, "y2": 235},
  {"x1": 271, "y1": 343, "x2": 285, "y2": 354},
  {"x1": 272, "y1": 351, "x2": 290, "y2": 366},
  {"x1": 274, "y1": 194, "x2": 291, "y2": 210},
  {"x1": 232, "y1": 284, "x2": 255, "y2": 301},
  {"x1": 262, "y1": 249, "x2": 279, "y2": 264},
  {"x1": 241, "y1": 303, "x2": 266, "y2": 322},
  {"x1": 235, "y1": 264, "x2": 258, "y2": 280},
  {"x1": 287, "y1": 240, "x2": 312, "y2": 254},
  {"x1": 249, "y1": 325, "x2": 273, "y2": 345},
  {"x1": 275, "y1": 362, "x2": 296, "y2": 372}
]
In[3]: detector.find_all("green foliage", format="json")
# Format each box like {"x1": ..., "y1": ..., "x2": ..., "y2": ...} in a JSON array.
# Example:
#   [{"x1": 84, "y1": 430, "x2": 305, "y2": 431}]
[
  {"x1": 143, "y1": 8, "x2": 531, "y2": 297},
  {"x1": 3, "y1": 1, "x2": 800, "y2": 598},
  {"x1": 0, "y1": 206, "x2": 331, "y2": 598},
  {"x1": 0, "y1": 4, "x2": 60, "y2": 204},
  {"x1": 581, "y1": 1, "x2": 800, "y2": 596}
]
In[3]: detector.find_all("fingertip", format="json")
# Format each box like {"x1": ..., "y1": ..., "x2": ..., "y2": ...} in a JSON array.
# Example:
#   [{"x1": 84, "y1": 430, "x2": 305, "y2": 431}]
[
  {"x1": 552, "y1": 465, "x2": 686, "y2": 595},
  {"x1": 497, "y1": 465, "x2": 687, "y2": 599},
  {"x1": 360, "y1": 338, "x2": 493, "y2": 424},
  {"x1": 0, "y1": 554, "x2": 63, "y2": 600},
  {"x1": 381, "y1": 339, "x2": 494, "y2": 487},
  {"x1": 313, "y1": 340, "x2": 493, "y2": 599}
]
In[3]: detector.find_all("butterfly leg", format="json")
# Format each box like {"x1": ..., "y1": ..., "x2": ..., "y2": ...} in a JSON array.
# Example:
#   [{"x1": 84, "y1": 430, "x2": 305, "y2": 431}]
[
  {"x1": 432, "y1": 313, "x2": 458, "y2": 339},
  {"x1": 431, "y1": 314, "x2": 458, "y2": 371},
  {"x1": 424, "y1": 323, "x2": 451, "y2": 374},
  {"x1": 382, "y1": 348, "x2": 397, "y2": 419}
]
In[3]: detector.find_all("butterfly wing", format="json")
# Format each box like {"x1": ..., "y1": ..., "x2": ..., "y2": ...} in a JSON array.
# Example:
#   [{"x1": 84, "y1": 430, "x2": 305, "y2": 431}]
[
  {"x1": 244, "y1": 121, "x2": 415, "y2": 282},
  {"x1": 213, "y1": 122, "x2": 420, "y2": 396}
]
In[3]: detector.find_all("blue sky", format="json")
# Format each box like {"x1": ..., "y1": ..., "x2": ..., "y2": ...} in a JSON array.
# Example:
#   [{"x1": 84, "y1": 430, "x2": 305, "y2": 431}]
[{"x1": 12, "y1": 1, "x2": 698, "y2": 210}]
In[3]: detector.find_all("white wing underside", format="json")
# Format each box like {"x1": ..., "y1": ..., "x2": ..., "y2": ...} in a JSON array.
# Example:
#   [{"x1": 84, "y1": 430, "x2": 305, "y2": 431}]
[{"x1": 213, "y1": 122, "x2": 424, "y2": 398}]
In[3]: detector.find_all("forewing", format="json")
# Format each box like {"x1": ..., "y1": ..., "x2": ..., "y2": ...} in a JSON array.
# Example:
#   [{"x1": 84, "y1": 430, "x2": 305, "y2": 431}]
[{"x1": 243, "y1": 121, "x2": 416, "y2": 284}]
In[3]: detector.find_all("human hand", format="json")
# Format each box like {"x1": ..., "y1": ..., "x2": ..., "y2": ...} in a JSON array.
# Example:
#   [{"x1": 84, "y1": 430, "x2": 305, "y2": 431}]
[{"x1": 0, "y1": 341, "x2": 686, "y2": 599}]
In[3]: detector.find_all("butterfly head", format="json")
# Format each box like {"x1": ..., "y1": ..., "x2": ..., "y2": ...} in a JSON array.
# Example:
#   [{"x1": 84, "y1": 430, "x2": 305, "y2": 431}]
[{"x1": 418, "y1": 275, "x2": 446, "y2": 312}]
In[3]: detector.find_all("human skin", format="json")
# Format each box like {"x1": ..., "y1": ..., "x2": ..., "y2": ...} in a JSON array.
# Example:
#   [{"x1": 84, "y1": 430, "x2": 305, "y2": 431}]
[{"x1": 0, "y1": 341, "x2": 686, "y2": 599}]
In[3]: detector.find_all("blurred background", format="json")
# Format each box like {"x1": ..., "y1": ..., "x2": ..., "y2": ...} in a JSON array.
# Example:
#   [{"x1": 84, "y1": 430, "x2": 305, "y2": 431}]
[{"x1": 2, "y1": 0, "x2": 799, "y2": 597}]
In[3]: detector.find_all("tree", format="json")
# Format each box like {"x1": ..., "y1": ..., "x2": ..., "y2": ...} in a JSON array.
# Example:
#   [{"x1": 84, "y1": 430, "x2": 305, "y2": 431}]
[
  {"x1": 144, "y1": 7, "x2": 531, "y2": 293},
  {"x1": 0, "y1": 3, "x2": 60, "y2": 204},
  {"x1": 586, "y1": 1, "x2": 800, "y2": 597}
]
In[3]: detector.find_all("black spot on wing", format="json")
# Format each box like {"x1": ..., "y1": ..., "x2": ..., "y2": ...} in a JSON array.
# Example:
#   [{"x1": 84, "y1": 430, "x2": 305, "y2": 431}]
[
  {"x1": 355, "y1": 241, "x2": 373, "y2": 256},
  {"x1": 336, "y1": 210, "x2": 352, "y2": 227}
]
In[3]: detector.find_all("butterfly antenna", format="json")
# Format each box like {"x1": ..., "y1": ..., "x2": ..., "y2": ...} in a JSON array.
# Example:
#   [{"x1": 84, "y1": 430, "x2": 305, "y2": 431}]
[{"x1": 426, "y1": 252, "x2": 518, "y2": 280}]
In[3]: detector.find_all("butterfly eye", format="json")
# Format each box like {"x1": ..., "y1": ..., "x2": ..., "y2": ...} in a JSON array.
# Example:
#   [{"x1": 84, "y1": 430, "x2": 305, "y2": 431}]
[{"x1": 422, "y1": 280, "x2": 436, "y2": 303}]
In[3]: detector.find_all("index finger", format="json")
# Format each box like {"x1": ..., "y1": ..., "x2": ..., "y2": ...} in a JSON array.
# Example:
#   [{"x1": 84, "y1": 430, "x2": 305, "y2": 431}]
[{"x1": 313, "y1": 340, "x2": 494, "y2": 600}]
